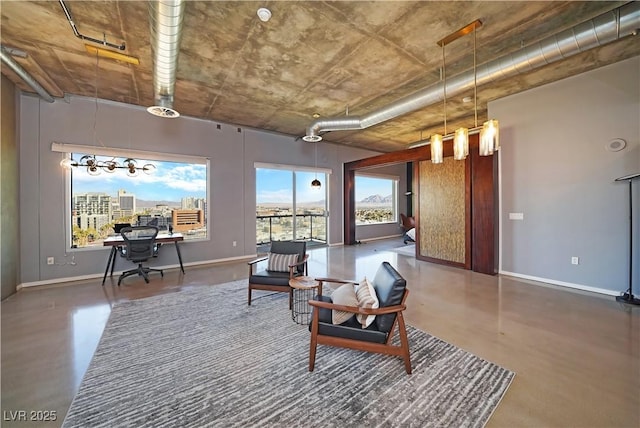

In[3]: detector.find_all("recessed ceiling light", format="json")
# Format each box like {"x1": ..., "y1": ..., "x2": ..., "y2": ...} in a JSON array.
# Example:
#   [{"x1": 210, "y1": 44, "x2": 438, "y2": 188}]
[
  {"x1": 606, "y1": 138, "x2": 626, "y2": 152},
  {"x1": 257, "y1": 8, "x2": 272, "y2": 22}
]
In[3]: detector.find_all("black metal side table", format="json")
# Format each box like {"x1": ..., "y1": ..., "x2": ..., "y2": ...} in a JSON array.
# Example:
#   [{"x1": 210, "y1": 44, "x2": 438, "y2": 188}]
[{"x1": 289, "y1": 276, "x2": 322, "y2": 325}]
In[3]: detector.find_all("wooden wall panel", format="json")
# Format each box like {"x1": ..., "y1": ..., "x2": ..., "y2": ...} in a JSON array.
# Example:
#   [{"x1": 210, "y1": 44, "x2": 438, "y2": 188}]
[
  {"x1": 418, "y1": 158, "x2": 466, "y2": 264},
  {"x1": 471, "y1": 146, "x2": 498, "y2": 275}
]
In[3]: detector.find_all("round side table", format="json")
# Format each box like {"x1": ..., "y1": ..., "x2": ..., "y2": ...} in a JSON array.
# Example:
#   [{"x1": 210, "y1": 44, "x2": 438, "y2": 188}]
[{"x1": 289, "y1": 276, "x2": 322, "y2": 325}]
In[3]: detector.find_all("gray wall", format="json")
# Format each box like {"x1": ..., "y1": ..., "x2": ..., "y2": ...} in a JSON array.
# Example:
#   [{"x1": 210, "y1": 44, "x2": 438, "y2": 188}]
[
  {"x1": 495, "y1": 56, "x2": 640, "y2": 295},
  {"x1": 1, "y1": 75, "x2": 20, "y2": 299},
  {"x1": 18, "y1": 94, "x2": 381, "y2": 285}
]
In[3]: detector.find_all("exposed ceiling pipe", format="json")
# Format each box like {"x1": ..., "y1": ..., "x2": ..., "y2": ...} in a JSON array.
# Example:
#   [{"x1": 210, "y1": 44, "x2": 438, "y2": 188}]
[
  {"x1": 58, "y1": 0, "x2": 126, "y2": 51},
  {"x1": 0, "y1": 45, "x2": 55, "y2": 103},
  {"x1": 147, "y1": 0, "x2": 185, "y2": 118},
  {"x1": 303, "y1": 1, "x2": 640, "y2": 142}
]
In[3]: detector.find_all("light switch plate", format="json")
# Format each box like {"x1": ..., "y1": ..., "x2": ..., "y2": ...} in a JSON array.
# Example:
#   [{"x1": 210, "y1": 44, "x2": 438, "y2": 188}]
[{"x1": 509, "y1": 213, "x2": 524, "y2": 220}]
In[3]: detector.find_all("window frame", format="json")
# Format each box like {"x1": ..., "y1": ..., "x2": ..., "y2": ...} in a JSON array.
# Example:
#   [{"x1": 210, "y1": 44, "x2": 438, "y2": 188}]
[
  {"x1": 52, "y1": 142, "x2": 210, "y2": 251},
  {"x1": 254, "y1": 162, "x2": 331, "y2": 244},
  {"x1": 354, "y1": 172, "x2": 399, "y2": 226}
]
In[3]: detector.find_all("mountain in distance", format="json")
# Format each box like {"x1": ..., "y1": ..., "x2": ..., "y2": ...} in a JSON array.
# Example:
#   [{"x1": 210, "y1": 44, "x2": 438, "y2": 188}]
[
  {"x1": 136, "y1": 199, "x2": 181, "y2": 208},
  {"x1": 359, "y1": 194, "x2": 393, "y2": 204},
  {"x1": 256, "y1": 194, "x2": 392, "y2": 207}
]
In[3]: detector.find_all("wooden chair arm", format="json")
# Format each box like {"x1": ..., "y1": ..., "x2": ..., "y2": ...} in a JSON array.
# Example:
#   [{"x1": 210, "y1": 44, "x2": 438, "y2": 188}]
[
  {"x1": 308, "y1": 299, "x2": 406, "y2": 315},
  {"x1": 313, "y1": 277, "x2": 359, "y2": 285},
  {"x1": 248, "y1": 256, "x2": 268, "y2": 265},
  {"x1": 289, "y1": 254, "x2": 309, "y2": 268},
  {"x1": 288, "y1": 254, "x2": 309, "y2": 277}
]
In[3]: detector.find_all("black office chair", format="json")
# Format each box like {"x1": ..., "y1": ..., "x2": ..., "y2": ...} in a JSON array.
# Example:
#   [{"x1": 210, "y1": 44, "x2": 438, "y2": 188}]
[{"x1": 118, "y1": 226, "x2": 164, "y2": 285}]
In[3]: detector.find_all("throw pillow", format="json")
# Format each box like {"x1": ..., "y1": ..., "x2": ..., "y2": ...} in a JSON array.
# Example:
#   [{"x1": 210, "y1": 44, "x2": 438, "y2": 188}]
[
  {"x1": 266, "y1": 253, "x2": 299, "y2": 273},
  {"x1": 356, "y1": 277, "x2": 379, "y2": 328},
  {"x1": 331, "y1": 283, "x2": 358, "y2": 324}
]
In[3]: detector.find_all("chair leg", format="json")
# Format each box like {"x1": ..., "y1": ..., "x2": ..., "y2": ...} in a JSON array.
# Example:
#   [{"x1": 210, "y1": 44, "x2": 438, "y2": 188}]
[
  {"x1": 309, "y1": 310, "x2": 319, "y2": 371},
  {"x1": 248, "y1": 286, "x2": 252, "y2": 306},
  {"x1": 396, "y1": 313, "x2": 412, "y2": 374}
]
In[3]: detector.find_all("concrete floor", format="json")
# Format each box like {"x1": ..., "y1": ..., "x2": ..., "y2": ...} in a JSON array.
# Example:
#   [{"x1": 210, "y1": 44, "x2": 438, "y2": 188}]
[{"x1": 2, "y1": 238, "x2": 639, "y2": 427}]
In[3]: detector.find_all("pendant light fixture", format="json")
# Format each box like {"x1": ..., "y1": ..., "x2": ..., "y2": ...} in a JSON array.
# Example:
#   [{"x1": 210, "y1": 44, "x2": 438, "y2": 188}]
[
  {"x1": 311, "y1": 142, "x2": 321, "y2": 188},
  {"x1": 430, "y1": 134, "x2": 444, "y2": 164},
  {"x1": 431, "y1": 44, "x2": 447, "y2": 164},
  {"x1": 479, "y1": 118, "x2": 500, "y2": 156},
  {"x1": 426, "y1": 19, "x2": 500, "y2": 162},
  {"x1": 453, "y1": 24, "x2": 478, "y2": 161},
  {"x1": 59, "y1": 50, "x2": 155, "y2": 176}
]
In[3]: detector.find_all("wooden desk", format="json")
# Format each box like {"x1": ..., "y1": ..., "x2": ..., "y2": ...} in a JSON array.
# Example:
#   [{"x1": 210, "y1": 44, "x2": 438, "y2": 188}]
[{"x1": 102, "y1": 233, "x2": 185, "y2": 285}]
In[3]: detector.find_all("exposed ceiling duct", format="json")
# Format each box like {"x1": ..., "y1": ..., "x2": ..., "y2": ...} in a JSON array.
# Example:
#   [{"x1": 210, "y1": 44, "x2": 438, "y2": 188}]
[
  {"x1": 0, "y1": 45, "x2": 55, "y2": 103},
  {"x1": 303, "y1": 1, "x2": 640, "y2": 142},
  {"x1": 147, "y1": 0, "x2": 185, "y2": 118}
]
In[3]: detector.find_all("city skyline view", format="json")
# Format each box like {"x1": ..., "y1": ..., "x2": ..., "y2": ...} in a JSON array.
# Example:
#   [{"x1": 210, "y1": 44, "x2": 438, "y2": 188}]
[{"x1": 73, "y1": 159, "x2": 393, "y2": 206}]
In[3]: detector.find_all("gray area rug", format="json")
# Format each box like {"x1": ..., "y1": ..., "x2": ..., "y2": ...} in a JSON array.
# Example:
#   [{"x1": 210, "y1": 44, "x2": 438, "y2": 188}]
[{"x1": 63, "y1": 280, "x2": 514, "y2": 427}]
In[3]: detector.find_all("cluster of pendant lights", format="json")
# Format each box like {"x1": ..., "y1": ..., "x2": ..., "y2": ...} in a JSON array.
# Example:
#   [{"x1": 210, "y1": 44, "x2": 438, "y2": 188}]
[
  {"x1": 60, "y1": 155, "x2": 156, "y2": 177},
  {"x1": 430, "y1": 20, "x2": 499, "y2": 164},
  {"x1": 430, "y1": 119, "x2": 500, "y2": 163}
]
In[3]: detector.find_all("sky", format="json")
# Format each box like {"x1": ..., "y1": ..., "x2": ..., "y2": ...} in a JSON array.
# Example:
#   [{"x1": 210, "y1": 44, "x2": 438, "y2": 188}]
[
  {"x1": 71, "y1": 154, "x2": 206, "y2": 202},
  {"x1": 72, "y1": 160, "x2": 391, "y2": 204},
  {"x1": 256, "y1": 168, "x2": 392, "y2": 204}
]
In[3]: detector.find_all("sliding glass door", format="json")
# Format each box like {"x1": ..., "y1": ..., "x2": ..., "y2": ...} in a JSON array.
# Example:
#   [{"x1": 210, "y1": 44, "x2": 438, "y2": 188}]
[{"x1": 256, "y1": 167, "x2": 327, "y2": 246}]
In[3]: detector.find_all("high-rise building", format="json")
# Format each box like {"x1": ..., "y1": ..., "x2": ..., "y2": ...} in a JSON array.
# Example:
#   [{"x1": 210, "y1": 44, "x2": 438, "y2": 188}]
[
  {"x1": 117, "y1": 189, "x2": 136, "y2": 218},
  {"x1": 72, "y1": 193, "x2": 112, "y2": 231}
]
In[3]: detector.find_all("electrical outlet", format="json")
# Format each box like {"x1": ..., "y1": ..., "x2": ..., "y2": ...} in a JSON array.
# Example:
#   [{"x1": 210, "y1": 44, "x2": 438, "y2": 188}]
[
  {"x1": 47, "y1": 257, "x2": 54, "y2": 265},
  {"x1": 571, "y1": 257, "x2": 579, "y2": 265},
  {"x1": 233, "y1": 241, "x2": 237, "y2": 247}
]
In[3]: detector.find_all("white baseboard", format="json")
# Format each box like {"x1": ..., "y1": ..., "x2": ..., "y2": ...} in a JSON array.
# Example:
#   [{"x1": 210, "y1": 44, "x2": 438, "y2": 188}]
[
  {"x1": 499, "y1": 270, "x2": 620, "y2": 297},
  {"x1": 17, "y1": 254, "x2": 257, "y2": 290}
]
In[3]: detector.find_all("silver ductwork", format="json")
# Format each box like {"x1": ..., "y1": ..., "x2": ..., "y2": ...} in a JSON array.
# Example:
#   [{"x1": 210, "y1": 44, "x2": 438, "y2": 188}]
[
  {"x1": 148, "y1": 0, "x2": 185, "y2": 118},
  {"x1": 304, "y1": 1, "x2": 640, "y2": 142},
  {"x1": 0, "y1": 45, "x2": 55, "y2": 103}
]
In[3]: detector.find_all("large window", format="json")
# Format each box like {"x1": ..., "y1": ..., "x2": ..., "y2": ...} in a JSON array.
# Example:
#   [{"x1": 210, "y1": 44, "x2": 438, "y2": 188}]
[
  {"x1": 355, "y1": 173, "x2": 398, "y2": 225},
  {"x1": 256, "y1": 165, "x2": 328, "y2": 245},
  {"x1": 56, "y1": 144, "x2": 208, "y2": 249}
]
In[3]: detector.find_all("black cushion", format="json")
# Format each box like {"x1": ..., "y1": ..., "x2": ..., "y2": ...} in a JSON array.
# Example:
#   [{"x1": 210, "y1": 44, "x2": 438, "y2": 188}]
[
  {"x1": 270, "y1": 241, "x2": 306, "y2": 274},
  {"x1": 249, "y1": 270, "x2": 300, "y2": 287},
  {"x1": 371, "y1": 262, "x2": 407, "y2": 333},
  {"x1": 310, "y1": 296, "x2": 388, "y2": 344}
]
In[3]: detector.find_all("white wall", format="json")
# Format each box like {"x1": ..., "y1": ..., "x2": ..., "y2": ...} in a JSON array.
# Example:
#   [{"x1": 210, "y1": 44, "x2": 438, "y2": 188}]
[
  {"x1": 495, "y1": 56, "x2": 640, "y2": 295},
  {"x1": 18, "y1": 94, "x2": 382, "y2": 285}
]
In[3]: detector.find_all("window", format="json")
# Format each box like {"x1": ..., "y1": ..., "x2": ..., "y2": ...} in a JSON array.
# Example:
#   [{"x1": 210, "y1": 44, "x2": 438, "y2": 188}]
[
  {"x1": 255, "y1": 164, "x2": 328, "y2": 246},
  {"x1": 355, "y1": 173, "x2": 398, "y2": 225},
  {"x1": 55, "y1": 144, "x2": 208, "y2": 249}
]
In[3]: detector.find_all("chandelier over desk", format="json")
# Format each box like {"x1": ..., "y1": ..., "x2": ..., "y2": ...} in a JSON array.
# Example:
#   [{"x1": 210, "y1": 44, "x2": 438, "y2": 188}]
[{"x1": 60, "y1": 155, "x2": 156, "y2": 177}]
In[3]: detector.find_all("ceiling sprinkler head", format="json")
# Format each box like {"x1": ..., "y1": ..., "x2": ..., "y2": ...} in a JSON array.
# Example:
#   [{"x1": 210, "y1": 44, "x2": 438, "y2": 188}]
[{"x1": 257, "y1": 8, "x2": 272, "y2": 22}]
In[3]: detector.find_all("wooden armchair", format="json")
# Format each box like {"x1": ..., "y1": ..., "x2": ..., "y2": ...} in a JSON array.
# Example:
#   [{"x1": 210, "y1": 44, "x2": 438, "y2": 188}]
[
  {"x1": 308, "y1": 261, "x2": 411, "y2": 374},
  {"x1": 248, "y1": 240, "x2": 309, "y2": 308}
]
